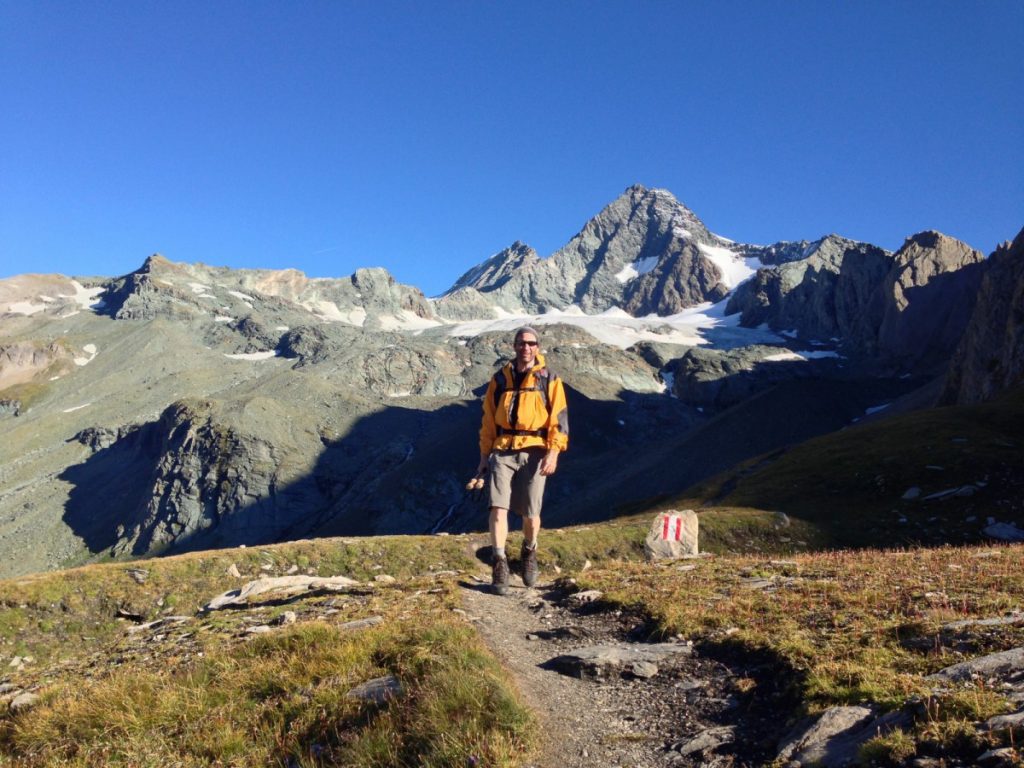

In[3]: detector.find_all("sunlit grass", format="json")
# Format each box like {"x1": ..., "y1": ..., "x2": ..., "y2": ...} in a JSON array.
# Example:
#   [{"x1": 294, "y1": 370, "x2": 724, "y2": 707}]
[
  {"x1": 578, "y1": 544, "x2": 1024, "y2": 759},
  {"x1": 0, "y1": 586, "x2": 534, "y2": 767}
]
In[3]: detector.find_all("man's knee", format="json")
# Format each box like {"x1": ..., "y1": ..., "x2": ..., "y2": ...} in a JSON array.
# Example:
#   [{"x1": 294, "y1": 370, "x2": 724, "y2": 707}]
[{"x1": 489, "y1": 507, "x2": 508, "y2": 521}]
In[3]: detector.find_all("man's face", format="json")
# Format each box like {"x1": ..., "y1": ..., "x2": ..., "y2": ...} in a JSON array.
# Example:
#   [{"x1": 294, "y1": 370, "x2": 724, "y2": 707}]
[{"x1": 514, "y1": 332, "x2": 538, "y2": 367}]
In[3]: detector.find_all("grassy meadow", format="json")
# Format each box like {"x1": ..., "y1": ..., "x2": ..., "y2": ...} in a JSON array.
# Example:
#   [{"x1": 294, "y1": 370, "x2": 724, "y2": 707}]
[{"x1": 1, "y1": 387, "x2": 1022, "y2": 766}]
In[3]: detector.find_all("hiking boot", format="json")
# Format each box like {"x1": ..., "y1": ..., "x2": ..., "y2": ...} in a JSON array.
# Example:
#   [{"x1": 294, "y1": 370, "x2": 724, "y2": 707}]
[
  {"x1": 491, "y1": 555, "x2": 510, "y2": 596},
  {"x1": 521, "y1": 543, "x2": 538, "y2": 588}
]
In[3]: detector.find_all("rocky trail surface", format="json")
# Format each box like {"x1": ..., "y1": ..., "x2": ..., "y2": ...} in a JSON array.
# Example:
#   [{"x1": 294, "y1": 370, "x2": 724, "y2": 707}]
[{"x1": 460, "y1": 572, "x2": 780, "y2": 768}]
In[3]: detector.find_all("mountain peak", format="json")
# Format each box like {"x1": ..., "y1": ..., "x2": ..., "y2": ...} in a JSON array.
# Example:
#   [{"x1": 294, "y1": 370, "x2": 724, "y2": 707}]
[{"x1": 445, "y1": 242, "x2": 540, "y2": 296}]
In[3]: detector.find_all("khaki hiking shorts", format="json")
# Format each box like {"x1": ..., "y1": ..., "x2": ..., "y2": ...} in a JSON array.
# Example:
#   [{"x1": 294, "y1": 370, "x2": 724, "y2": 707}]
[{"x1": 487, "y1": 448, "x2": 547, "y2": 518}]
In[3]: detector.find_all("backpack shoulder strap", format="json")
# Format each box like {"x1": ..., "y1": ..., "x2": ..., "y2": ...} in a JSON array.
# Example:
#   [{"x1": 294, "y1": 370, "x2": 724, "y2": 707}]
[
  {"x1": 533, "y1": 367, "x2": 550, "y2": 410},
  {"x1": 492, "y1": 367, "x2": 511, "y2": 408}
]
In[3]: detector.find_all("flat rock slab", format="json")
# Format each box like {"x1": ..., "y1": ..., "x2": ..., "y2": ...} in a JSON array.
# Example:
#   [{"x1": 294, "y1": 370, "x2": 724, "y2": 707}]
[
  {"x1": 339, "y1": 615, "x2": 384, "y2": 631},
  {"x1": 546, "y1": 642, "x2": 693, "y2": 679},
  {"x1": 927, "y1": 646, "x2": 1024, "y2": 684},
  {"x1": 983, "y1": 522, "x2": 1024, "y2": 542},
  {"x1": 346, "y1": 675, "x2": 402, "y2": 705},
  {"x1": 777, "y1": 706, "x2": 911, "y2": 767},
  {"x1": 673, "y1": 725, "x2": 736, "y2": 756},
  {"x1": 9, "y1": 692, "x2": 40, "y2": 713},
  {"x1": 942, "y1": 612, "x2": 1024, "y2": 631},
  {"x1": 203, "y1": 575, "x2": 362, "y2": 611},
  {"x1": 985, "y1": 709, "x2": 1024, "y2": 732}
]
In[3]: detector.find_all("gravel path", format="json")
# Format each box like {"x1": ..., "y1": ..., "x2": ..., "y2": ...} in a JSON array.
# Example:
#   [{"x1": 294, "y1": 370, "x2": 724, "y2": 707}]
[{"x1": 460, "y1": 571, "x2": 768, "y2": 768}]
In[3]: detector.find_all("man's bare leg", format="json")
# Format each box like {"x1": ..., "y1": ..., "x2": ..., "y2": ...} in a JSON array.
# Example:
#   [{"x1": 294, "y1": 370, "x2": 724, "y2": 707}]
[
  {"x1": 523, "y1": 515, "x2": 540, "y2": 549},
  {"x1": 489, "y1": 507, "x2": 509, "y2": 555}
]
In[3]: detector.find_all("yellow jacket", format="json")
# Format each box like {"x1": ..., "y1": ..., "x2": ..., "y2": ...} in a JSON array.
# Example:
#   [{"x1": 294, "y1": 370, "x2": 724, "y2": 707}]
[{"x1": 479, "y1": 353, "x2": 569, "y2": 455}]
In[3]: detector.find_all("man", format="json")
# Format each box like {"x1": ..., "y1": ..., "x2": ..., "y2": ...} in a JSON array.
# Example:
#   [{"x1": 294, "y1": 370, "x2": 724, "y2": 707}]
[{"x1": 477, "y1": 326, "x2": 569, "y2": 595}]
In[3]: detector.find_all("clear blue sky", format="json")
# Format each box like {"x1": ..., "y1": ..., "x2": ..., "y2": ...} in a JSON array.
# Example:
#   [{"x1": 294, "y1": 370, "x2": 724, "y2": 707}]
[{"x1": 2, "y1": 1, "x2": 1021, "y2": 296}]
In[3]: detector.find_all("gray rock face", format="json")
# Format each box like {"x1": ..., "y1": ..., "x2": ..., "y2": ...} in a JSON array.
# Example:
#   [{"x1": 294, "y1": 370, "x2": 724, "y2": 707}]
[
  {"x1": 109, "y1": 398, "x2": 300, "y2": 556},
  {"x1": 439, "y1": 185, "x2": 737, "y2": 316},
  {"x1": 446, "y1": 241, "x2": 540, "y2": 294},
  {"x1": 102, "y1": 254, "x2": 439, "y2": 332},
  {"x1": 873, "y1": 231, "x2": 985, "y2": 370},
  {"x1": 665, "y1": 345, "x2": 839, "y2": 408},
  {"x1": 727, "y1": 231, "x2": 986, "y2": 374},
  {"x1": 430, "y1": 285, "x2": 499, "y2": 321},
  {"x1": 726, "y1": 235, "x2": 894, "y2": 347},
  {"x1": 942, "y1": 228, "x2": 1024, "y2": 404}
]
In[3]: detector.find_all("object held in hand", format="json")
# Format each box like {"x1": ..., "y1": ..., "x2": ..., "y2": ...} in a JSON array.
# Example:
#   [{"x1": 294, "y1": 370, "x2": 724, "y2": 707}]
[{"x1": 465, "y1": 471, "x2": 487, "y2": 502}]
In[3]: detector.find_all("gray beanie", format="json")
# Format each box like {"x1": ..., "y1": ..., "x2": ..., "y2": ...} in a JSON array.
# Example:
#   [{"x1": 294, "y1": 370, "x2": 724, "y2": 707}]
[{"x1": 513, "y1": 326, "x2": 540, "y2": 343}]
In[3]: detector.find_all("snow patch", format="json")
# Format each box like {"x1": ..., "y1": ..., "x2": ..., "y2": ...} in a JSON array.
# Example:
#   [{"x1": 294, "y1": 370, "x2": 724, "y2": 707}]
[
  {"x1": 865, "y1": 403, "x2": 891, "y2": 415},
  {"x1": 762, "y1": 350, "x2": 842, "y2": 362},
  {"x1": 189, "y1": 282, "x2": 210, "y2": 294},
  {"x1": 376, "y1": 310, "x2": 443, "y2": 331},
  {"x1": 228, "y1": 290, "x2": 255, "y2": 302},
  {"x1": 63, "y1": 403, "x2": 91, "y2": 413},
  {"x1": 305, "y1": 300, "x2": 367, "y2": 326},
  {"x1": 697, "y1": 243, "x2": 760, "y2": 289},
  {"x1": 447, "y1": 297, "x2": 778, "y2": 350},
  {"x1": 62, "y1": 281, "x2": 106, "y2": 310},
  {"x1": 224, "y1": 351, "x2": 279, "y2": 361},
  {"x1": 215, "y1": 316, "x2": 233, "y2": 323},
  {"x1": 275, "y1": 326, "x2": 289, "y2": 331},
  {"x1": 661, "y1": 370, "x2": 675, "y2": 396},
  {"x1": 74, "y1": 344, "x2": 98, "y2": 366},
  {"x1": 7, "y1": 301, "x2": 48, "y2": 316},
  {"x1": 614, "y1": 255, "x2": 660, "y2": 284},
  {"x1": 614, "y1": 264, "x2": 638, "y2": 284}
]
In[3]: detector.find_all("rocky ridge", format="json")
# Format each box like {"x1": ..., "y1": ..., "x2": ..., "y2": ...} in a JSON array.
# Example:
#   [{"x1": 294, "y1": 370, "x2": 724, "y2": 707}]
[{"x1": 0, "y1": 184, "x2": 1019, "y2": 577}]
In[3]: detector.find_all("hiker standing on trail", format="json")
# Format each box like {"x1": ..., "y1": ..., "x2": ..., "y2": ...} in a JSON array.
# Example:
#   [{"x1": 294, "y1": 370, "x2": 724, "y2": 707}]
[{"x1": 476, "y1": 326, "x2": 569, "y2": 595}]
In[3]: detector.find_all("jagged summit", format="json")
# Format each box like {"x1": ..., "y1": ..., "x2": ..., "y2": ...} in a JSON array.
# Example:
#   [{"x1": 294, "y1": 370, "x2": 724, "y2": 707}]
[
  {"x1": 446, "y1": 241, "x2": 540, "y2": 295},
  {"x1": 435, "y1": 184, "x2": 750, "y2": 317}
]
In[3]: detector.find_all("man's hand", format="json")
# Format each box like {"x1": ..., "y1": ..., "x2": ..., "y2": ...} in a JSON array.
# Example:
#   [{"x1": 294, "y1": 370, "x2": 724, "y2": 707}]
[
  {"x1": 476, "y1": 455, "x2": 489, "y2": 475},
  {"x1": 539, "y1": 449, "x2": 559, "y2": 476}
]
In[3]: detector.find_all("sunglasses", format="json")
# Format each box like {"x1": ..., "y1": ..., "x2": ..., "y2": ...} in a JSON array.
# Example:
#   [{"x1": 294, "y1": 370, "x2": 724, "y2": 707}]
[{"x1": 515, "y1": 340, "x2": 538, "y2": 347}]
